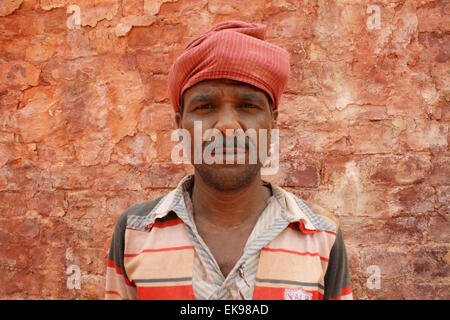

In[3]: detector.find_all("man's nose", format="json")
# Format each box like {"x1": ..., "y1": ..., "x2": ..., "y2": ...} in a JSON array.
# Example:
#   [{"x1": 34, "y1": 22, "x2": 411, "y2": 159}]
[{"x1": 213, "y1": 105, "x2": 242, "y2": 136}]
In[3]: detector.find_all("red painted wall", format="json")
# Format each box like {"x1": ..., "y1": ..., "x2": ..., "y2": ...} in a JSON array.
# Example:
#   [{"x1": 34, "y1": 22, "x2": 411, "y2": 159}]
[{"x1": 0, "y1": 0, "x2": 448, "y2": 299}]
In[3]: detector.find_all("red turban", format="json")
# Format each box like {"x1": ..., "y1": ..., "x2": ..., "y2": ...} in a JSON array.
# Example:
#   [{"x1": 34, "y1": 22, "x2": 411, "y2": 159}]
[{"x1": 168, "y1": 20, "x2": 290, "y2": 112}]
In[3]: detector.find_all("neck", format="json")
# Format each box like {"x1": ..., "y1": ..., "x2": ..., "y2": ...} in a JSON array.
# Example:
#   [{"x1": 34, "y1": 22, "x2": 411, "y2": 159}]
[{"x1": 191, "y1": 171, "x2": 272, "y2": 229}]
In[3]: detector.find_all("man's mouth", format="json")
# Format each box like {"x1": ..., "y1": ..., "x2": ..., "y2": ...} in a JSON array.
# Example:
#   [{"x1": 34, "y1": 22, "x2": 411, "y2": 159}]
[
  {"x1": 208, "y1": 147, "x2": 248, "y2": 165},
  {"x1": 211, "y1": 147, "x2": 247, "y2": 156}
]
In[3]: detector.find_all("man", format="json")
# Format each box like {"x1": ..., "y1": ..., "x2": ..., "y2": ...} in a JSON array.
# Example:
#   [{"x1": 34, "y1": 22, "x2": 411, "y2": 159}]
[{"x1": 105, "y1": 20, "x2": 352, "y2": 300}]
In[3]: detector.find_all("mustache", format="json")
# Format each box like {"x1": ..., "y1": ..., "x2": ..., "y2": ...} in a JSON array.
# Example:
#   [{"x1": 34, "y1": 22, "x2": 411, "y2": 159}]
[{"x1": 203, "y1": 134, "x2": 256, "y2": 151}]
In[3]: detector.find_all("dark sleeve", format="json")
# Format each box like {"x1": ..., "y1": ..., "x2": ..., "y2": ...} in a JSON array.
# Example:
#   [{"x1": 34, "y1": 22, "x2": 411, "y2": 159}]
[
  {"x1": 105, "y1": 198, "x2": 163, "y2": 299},
  {"x1": 323, "y1": 227, "x2": 353, "y2": 300},
  {"x1": 107, "y1": 208, "x2": 129, "y2": 274}
]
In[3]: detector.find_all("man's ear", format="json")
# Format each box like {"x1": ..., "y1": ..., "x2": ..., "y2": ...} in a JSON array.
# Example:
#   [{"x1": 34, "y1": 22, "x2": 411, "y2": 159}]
[
  {"x1": 175, "y1": 112, "x2": 182, "y2": 129},
  {"x1": 271, "y1": 109, "x2": 278, "y2": 129}
]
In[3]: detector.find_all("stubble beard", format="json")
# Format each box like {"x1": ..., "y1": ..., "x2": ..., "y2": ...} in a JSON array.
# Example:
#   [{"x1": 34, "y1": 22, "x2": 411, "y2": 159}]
[{"x1": 193, "y1": 162, "x2": 262, "y2": 191}]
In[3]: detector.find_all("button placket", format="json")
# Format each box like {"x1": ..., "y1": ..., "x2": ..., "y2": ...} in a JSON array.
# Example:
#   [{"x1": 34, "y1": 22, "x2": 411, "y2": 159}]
[{"x1": 239, "y1": 264, "x2": 250, "y2": 288}]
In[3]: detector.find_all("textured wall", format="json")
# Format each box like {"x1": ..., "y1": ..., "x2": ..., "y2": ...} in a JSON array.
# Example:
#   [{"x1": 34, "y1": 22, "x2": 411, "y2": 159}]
[{"x1": 0, "y1": 0, "x2": 448, "y2": 299}]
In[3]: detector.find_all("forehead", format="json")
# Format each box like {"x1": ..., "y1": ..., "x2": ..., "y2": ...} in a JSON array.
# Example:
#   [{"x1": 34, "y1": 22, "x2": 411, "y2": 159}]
[{"x1": 183, "y1": 78, "x2": 270, "y2": 102}]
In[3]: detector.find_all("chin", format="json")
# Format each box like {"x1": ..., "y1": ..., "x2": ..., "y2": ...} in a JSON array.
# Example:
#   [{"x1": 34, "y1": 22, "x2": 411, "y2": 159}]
[{"x1": 193, "y1": 163, "x2": 261, "y2": 191}]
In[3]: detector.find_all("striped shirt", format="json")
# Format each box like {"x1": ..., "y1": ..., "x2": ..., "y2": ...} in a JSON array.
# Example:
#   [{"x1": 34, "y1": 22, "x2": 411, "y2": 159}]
[
  {"x1": 180, "y1": 175, "x2": 288, "y2": 299},
  {"x1": 105, "y1": 174, "x2": 353, "y2": 300}
]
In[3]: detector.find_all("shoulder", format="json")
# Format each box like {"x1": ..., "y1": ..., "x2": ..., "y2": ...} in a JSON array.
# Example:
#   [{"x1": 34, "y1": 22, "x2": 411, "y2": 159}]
[
  {"x1": 301, "y1": 199, "x2": 340, "y2": 229},
  {"x1": 276, "y1": 185, "x2": 340, "y2": 234},
  {"x1": 114, "y1": 196, "x2": 165, "y2": 232}
]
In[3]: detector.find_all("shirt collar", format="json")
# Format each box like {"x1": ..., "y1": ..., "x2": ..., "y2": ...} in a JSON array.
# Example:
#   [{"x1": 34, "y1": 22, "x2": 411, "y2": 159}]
[
  {"x1": 144, "y1": 174, "x2": 193, "y2": 226},
  {"x1": 144, "y1": 174, "x2": 319, "y2": 233},
  {"x1": 275, "y1": 186, "x2": 318, "y2": 232}
]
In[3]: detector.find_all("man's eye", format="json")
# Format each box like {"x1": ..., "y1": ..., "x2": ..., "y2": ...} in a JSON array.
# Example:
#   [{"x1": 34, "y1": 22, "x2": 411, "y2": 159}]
[
  {"x1": 195, "y1": 104, "x2": 213, "y2": 110},
  {"x1": 240, "y1": 103, "x2": 258, "y2": 109}
]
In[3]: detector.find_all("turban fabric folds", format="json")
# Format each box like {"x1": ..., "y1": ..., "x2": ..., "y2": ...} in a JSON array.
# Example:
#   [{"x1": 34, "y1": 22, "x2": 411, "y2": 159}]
[{"x1": 168, "y1": 20, "x2": 291, "y2": 113}]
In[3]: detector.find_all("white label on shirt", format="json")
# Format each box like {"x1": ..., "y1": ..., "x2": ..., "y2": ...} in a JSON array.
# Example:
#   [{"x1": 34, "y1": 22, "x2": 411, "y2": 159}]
[{"x1": 284, "y1": 287, "x2": 313, "y2": 300}]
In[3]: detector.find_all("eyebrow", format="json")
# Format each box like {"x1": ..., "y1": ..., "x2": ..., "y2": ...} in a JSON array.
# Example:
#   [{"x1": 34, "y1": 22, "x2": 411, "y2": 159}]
[
  {"x1": 238, "y1": 93, "x2": 266, "y2": 104},
  {"x1": 187, "y1": 92, "x2": 267, "y2": 107},
  {"x1": 187, "y1": 94, "x2": 214, "y2": 106}
]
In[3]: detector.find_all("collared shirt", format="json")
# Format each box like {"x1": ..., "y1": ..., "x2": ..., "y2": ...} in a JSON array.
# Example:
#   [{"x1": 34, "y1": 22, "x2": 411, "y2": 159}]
[
  {"x1": 105, "y1": 174, "x2": 353, "y2": 300},
  {"x1": 175, "y1": 175, "x2": 290, "y2": 299}
]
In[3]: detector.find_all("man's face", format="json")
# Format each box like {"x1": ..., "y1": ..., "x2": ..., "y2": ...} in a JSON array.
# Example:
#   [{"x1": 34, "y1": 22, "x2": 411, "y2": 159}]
[{"x1": 175, "y1": 78, "x2": 278, "y2": 191}]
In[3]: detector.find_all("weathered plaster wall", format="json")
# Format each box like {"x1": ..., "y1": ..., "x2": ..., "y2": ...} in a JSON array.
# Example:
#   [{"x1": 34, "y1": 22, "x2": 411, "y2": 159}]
[{"x1": 0, "y1": 0, "x2": 448, "y2": 299}]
